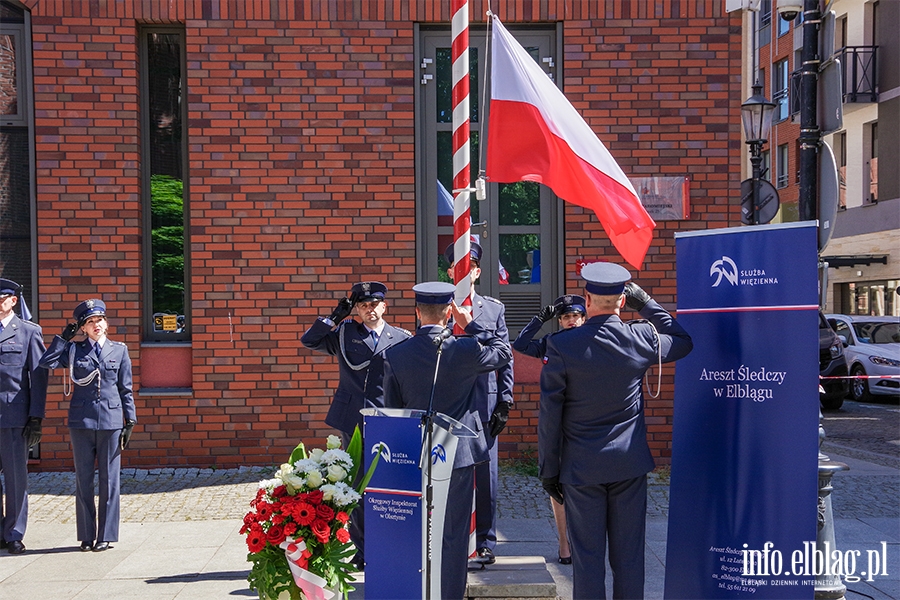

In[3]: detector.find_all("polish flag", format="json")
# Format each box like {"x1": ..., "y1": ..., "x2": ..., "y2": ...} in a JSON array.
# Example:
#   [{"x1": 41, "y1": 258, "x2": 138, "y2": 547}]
[{"x1": 486, "y1": 18, "x2": 655, "y2": 269}]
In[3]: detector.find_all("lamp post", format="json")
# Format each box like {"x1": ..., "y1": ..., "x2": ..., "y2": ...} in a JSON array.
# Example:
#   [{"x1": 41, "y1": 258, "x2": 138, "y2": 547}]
[{"x1": 741, "y1": 80, "x2": 776, "y2": 225}]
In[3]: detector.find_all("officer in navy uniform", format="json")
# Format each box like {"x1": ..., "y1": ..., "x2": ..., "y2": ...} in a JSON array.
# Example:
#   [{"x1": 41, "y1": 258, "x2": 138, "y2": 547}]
[
  {"x1": 444, "y1": 241, "x2": 514, "y2": 565},
  {"x1": 511, "y1": 293, "x2": 586, "y2": 565},
  {"x1": 39, "y1": 299, "x2": 137, "y2": 552},
  {"x1": 300, "y1": 281, "x2": 410, "y2": 568},
  {"x1": 0, "y1": 279, "x2": 48, "y2": 554},
  {"x1": 382, "y1": 282, "x2": 512, "y2": 600},
  {"x1": 538, "y1": 263, "x2": 693, "y2": 599}
]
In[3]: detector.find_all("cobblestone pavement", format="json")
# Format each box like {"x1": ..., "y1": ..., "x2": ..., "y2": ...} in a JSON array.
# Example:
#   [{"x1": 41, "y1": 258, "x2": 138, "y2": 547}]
[{"x1": 20, "y1": 400, "x2": 895, "y2": 526}]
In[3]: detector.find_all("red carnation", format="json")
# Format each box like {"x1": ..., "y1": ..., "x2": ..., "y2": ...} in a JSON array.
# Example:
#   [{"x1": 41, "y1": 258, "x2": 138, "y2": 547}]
[
  {"x1": 335, "y1": 528, "x2": 350, "y2": 544},
  {"x1": 293, "y1": 502, "x2": 316, "y2": 526},
  {"x1": 272, "y1": 485, "x2": 287, "y2": 498},
  {"x1": 306, "y1": 490, "x2": 324, "y2": 505},
  {"x1": 311, "y1": 519, "x2": 331, "y2": 544},
  {"x1": 266, "y1": 524, "x2": 286, "y2": 546},
  {"x1": 316, "y1": 504, "x2": 335, "y2": 522},
  {"x1": 246, "y1": 526, "x2": 266, "y2": 553},
  {"x1": 271, "y1": 512, "x2": 285, "y2": 526},
  {"x1": 336, "y1": 511, "x2": 350, "y2": 525},
  {"x1": 283, "y1": 521, "x2": 297, "y2": 536}
]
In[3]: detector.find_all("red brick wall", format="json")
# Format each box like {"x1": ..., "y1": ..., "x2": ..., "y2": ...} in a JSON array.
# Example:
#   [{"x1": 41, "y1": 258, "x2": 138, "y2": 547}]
[{"x1": 25, "y1": 0, "x2": 741, "y2": 470}]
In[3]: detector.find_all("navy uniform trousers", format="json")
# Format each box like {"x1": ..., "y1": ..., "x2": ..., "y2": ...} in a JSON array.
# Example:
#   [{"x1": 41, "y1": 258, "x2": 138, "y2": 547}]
[
  {"x1": 539, "y1": 300, "x2": 693, "y2": 599},
  {"x1": 383, "y1": 322, "x2": 512, "y2": 600},
  {"x1": 301, "y1": 317, "x2": 409, "y2": 564},
  {"x1": 40, "y1": 335, "x2": 136, "y2": 544},
  {"x1": 0, "y1": 315, "x2": 48, "y2": 544}
]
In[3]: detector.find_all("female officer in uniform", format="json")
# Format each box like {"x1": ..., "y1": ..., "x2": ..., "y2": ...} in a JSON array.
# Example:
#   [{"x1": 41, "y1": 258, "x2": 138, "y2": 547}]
[
  {"x1": 39, "y1": 299, "x2": 136, "y2": 552},
  {"x1": 512, "y1": 294, "x2": 586, "y2": 565}
]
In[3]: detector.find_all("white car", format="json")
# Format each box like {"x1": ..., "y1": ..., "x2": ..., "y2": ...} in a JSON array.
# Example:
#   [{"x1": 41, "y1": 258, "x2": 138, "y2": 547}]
[{"x1": 826, "y1": 314, "x2": 900, "y2": 402}]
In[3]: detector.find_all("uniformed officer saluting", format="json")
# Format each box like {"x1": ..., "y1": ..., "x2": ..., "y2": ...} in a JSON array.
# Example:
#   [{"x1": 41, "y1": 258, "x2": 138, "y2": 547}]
[
  {"x1": 444, "y1": 241, "x2": 514, "y2": 565},
  {"x1": 538, "y1": 263, "x2": 693, "y2": 599},
  {"x1": 382, "y1": 282, "x2": 512, "y2": 600},
  {"x1": 0, "y1": 279, "x2": 48, "y2": 555},
  {"x1": 39, "y1": 299, "x2": 137, "y2": 552},
  {"x1": 300, "y1": 281, "x2": 410, "y2": 569},
  {"x1": 512, "y1": 293, "x2": 587, "y2": 565}
]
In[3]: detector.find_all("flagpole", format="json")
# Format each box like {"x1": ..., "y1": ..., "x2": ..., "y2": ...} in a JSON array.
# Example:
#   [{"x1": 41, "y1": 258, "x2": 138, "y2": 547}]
[{"x1": 451, "y1": 0, "x2": 472, "y2": 334}]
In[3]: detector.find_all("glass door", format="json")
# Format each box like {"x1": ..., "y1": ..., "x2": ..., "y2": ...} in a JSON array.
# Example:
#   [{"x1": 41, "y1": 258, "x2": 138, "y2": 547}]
[{"x1": 418, "y1": 27, "x2": 560, "y2": 334}]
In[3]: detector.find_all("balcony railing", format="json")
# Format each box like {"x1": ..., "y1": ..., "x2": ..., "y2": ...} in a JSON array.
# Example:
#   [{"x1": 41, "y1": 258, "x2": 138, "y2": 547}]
[{"x1": 839, "y1": 46, "x2": 878, "y2": 103}]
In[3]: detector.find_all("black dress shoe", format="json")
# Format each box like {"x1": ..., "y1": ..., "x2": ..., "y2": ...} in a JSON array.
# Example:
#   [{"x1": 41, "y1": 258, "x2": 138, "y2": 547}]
[
  {"x1": 0, "y1": 539, "x2": 6, "y2": 549},
  {"x1": 92, "y1": 541, "x2": 110, "y2": 552},
  {"x1": 81, "y1": 541, "x2": 94, "y2": 552},
  {"x1": 475, "y1": 547, "x2": 495, "y2": 564},
  {"x1": 558, "y1": 555, "x2": 572, "y2": 565},
  {"x1": 7, "y1": 540, "x2": 26, "y2": 554}
]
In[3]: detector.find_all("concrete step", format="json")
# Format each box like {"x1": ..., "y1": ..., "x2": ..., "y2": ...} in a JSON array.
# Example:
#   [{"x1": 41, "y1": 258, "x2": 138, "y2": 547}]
[{"x1": 466, "y1": 555, "x2": 558, "y2": 599}]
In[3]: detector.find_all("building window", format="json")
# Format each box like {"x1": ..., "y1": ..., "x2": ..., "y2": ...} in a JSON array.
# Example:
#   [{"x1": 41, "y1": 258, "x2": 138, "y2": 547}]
[
  {"x1": 759, "y1": 0, "x2": 772, "y2": 46},
  {"x1": 140, "y1": 28, "x2": 189, "y2": 340},
  {"x1": 835, "y1": 132, "x2": 846, "y2": 209},
  {"x1": 773, "y1": 59, "x2": 789, "y2": 122},
  {"x1": 418, "y1": 28, "x2": 562, "y2": 337},
  {"x1": 864, "y1": 121, "x2": 878, "y2": 205},
  {"x1": 776, "y1": 144, "x2": 789, "y2": 188},
  {"x1": 761, "y1": 149, "x2": 771, "y2": 182},
  {"x1": 0, "y1": 2, "x2": 35, "y2": 315},
  {"x1": 841, "y1": 280, "x2": 899, "y2": 316},
  {"x1": 777, "y1": 12, "x2": 790, "y2": 37}
]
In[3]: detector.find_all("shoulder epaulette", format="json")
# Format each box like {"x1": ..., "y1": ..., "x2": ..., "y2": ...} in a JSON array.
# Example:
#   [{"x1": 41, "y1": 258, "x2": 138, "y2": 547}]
[{"x1": 483, "y1": 296, "x2": 503, "y2": 305}]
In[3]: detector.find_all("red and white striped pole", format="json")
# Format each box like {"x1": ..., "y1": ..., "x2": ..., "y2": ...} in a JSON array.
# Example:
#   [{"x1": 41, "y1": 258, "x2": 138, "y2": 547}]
[{"x1": 451, "y1": 0, "x2": 472, "y2": 334}]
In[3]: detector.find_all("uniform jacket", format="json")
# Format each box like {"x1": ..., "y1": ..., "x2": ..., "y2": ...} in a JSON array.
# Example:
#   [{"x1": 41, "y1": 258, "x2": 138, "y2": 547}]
[
  {"x1": 0, "y1": 315, "x2": 48, "y2": 428},
  {"x1": 511, "y1": 316, "x2": 549, "y2": 359},
  {"x1": 382, "y1": 321, "x2": 512, "y2": 469},
  {"x1": 301, "y1": 318, "x2": 411, "y2": 435},
  {"x1": 39, "y1": 335, "x2": 136, "y2": 430},
  {"x1": 538, "y1": 300, "x2": 693, "y2": 485},
  {"x1": 469, "y1": 294, "x2": 514, "y2": 422}
]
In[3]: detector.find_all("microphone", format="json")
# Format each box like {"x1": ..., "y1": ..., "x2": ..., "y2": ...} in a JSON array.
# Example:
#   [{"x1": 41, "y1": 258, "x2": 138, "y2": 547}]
[{"x1": 432, "y1": 327, "x2": 453, "y2": 346}]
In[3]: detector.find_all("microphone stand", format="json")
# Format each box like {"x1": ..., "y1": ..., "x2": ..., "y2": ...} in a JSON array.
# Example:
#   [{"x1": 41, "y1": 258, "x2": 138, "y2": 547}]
[{"x1": 422, "y1": 327, "x2": 448, "y2": 600}]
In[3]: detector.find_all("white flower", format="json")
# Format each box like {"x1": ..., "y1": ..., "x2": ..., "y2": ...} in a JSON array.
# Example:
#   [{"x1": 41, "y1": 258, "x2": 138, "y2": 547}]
[
  {"x1": 292, "y1": 458, "x2": 318, "y2": 473},
  {"x1": 321, "y1": 449, "x2": 353, "y2": 467},
  {"x1": 329, "y1": 482, "x2": 361, "y2": 507},
  {"x1": 258, "y1": 478, "x2": 280, "y2": 491},
  {"x1": 326, "y1": 434, "x2": 342, "y2": 450},
  {"x1": 309, "y1": 448, "x2": 325, "y2": 462},
  {"x1": 320, "y1": 484, "x2": 337, "y2": 502},
  {"x1": 327, "y1": 464, "x2": 347, "y2": 483},
  {"x1": 306, "y1": 469, "x2": 324, "y2": 488},
  {"x1": 282, "y1": 473, "x2": 306, "y2": 494}
]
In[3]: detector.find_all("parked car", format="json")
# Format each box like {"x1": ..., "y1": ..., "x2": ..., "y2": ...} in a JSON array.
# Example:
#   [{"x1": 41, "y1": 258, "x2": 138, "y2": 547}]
[
  {"x1": 819, "y1": 310, "x2": 849, "y2": 410},
  {"x1": 826, "y1": 314, "x2": 900, "y2": 403}
]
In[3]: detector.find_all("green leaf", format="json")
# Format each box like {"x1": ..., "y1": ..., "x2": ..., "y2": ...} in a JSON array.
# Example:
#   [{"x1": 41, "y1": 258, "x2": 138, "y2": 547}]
[
  {"x1": 346, "y1": 426, "x2": 363, "y2": 482},
  {"x1": 355, "y1": 441, "x2": 382, "y2": 495},
  {"x1": 288, "y1": 442, "x2": 307, "y2": 464}
]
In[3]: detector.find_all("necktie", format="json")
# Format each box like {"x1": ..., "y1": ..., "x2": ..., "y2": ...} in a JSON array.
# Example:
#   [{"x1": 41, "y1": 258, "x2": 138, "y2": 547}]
[
  {"x1": 0, "y1": 323, "x2": 4, "y2": 334},
  {"x1": 95, "y1": 343, "x2": 102, "y2": 358},
  {"x1": 370, "y1": 330, "x2": 379, "y2": 346}
]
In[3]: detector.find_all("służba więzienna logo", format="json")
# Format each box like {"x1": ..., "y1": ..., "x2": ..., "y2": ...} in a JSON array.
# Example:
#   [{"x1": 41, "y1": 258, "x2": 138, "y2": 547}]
[
  {"x1": 710, "y1": 256, "x2": 738, "y2": 287},
  {"x1": 370, "y1": 441, "x2": 392, "y2": 464},
  {"x1": 431, "y1": 444, "x2": 447, "y2": 464},
  {"x1": 710, "y1": 256, "x2": 779, "y2": 288}
]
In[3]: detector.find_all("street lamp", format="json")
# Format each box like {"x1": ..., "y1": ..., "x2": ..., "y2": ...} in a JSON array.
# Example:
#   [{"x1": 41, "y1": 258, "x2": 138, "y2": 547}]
[{"x1": 741, "y1": 80, "x2": 776, "y2": 225}]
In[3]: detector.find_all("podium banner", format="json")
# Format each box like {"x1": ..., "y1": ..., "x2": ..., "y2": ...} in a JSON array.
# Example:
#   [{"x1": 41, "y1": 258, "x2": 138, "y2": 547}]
[
  {"x1": 363, "y1": 414, "x2": 423, "y2": 600},
  {"x1": 665, "y1": 223, "x2": 820, "y2": 599}
]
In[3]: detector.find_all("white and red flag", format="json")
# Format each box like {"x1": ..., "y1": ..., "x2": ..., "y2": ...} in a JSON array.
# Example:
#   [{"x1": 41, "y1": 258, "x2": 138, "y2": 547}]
[{"x1": 486, "y1": 17, "x2": 655, "y2": 269}]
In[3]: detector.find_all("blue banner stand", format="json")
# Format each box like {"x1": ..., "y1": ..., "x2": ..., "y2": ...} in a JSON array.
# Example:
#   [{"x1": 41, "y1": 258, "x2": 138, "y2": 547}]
[
  {"x1": 665, "y1": 222, "x2": 820, "y2": 599},
  {"x1": 361, "y1": 408, "x2": 476, "y2": 600}
]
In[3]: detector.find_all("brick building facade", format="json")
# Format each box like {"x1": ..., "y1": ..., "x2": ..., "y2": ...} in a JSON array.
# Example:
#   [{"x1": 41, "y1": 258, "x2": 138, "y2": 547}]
[{"x1": 0, "y1": 0, "x2": 742, "y2": 470}]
